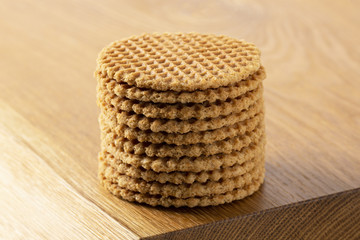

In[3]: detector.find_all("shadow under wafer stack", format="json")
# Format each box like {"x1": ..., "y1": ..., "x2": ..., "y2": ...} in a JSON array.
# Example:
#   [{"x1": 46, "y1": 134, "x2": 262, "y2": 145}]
[{"x1": 95, "y1": 33, "x2": 266, "y2": 207}]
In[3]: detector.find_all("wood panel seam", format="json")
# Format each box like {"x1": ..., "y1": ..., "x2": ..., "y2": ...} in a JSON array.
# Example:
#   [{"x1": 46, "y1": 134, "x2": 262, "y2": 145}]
[{"x1": 144, "y1": 188, "x2": 360, "y2": 239}]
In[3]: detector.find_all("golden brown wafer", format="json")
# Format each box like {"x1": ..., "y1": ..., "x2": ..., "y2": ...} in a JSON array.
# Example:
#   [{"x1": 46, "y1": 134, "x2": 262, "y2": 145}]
[
  {"x1": 100, "y1": 98, "x2": 264, "y2": 133},
  {"x1": 97, "y1": 84, "x2": 263, "y2": 120},
  {"x1": 96, "y1": 33, "x2": 266, "y2": 207},
  {"x1": 96, "y1": 33, "x2": 261, "y2": 92},
  {"x1": 99, "y1": 112, "x2": 264, "y2": 145},
  {"x1": 101, "y1": 123, "x2": 264, "y2": 158},
  {"x1": 102, "y1": 136, "x2": 266, "y2": 173},
  {"x1": 100, "y1": 149, "x2": 263, "y2": 184},
  {"x1": 99, "y1": 158, "x2": 264, "y2": 198},
  {"x1": 96, "y1": 66, "x2": 265, "y2": 104},
  {"x1": 99, "y1": 171, "x2": 265, "y2": 207}
]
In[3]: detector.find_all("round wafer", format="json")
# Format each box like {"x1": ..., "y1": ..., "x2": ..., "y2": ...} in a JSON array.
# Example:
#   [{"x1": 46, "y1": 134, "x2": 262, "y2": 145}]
[
  {"x1": 96, "y1": 66, "x2": 265, "y2": 104},
  {"x1": 100, "y1": 98, "x2": 264, "y2": 133},
  {"x1": 99, "y1": 159, "x2": 264, "y2": 198},
  {"x1": 101, "y1": 123, "x2": 264, "y2": 158},
  {"x1": 99, "y1": 112, "x2": 264, "y2": 145},
  {"x1": 100, "y1": 150, "x2": 263, "y2": 184},
  {"x1": 102, "y1": 137, "x2": 265, "y2": 173},
  {"x1": 99, "y1": 172, "x2": 264, "y2": 207},
  {"x1": 98, "y1": 84, "x2": 263, "y2": 120},
  {"x1": 96, "y1": 33, "x2": 261, "y2": 92}
]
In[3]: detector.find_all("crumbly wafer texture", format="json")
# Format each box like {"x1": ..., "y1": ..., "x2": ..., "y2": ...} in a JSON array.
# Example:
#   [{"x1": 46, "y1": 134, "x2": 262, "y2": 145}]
[
  {"x1": 99, "y1": 112, "x2": 264, "y2": 145},
  {"x1": 96, "y1": 33, "x2": 261, "y2": 92},
  {"x1": 101, "y1": 122, "x2": 264, "y2": 158},
  {"x1": 97, "y1": 66, "x2": 265, "y2": 104},
  {"x1": 103, "y1": 137, "x2": 265, "y2": 173},
  {"x1": 98, "y1": 84, "x2": 263, "y2": 120},
  {"x1": 99, "y1": 171, "x2": 265, "y2": 207},
  {"x1": 100, "y1": 149, "x2": 263, "y2": 184},
  {"x1": 101, "y1": 98, "x2": 263, "y2": 133},
  {"x1": 99, "y1": 158, "x2": 264, "y2": 198}
]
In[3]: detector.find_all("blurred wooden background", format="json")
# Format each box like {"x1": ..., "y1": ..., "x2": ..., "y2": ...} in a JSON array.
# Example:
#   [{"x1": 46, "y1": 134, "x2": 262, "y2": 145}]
[{"x1": 0, "y1": 0, "x2": 359, "y2": 239}]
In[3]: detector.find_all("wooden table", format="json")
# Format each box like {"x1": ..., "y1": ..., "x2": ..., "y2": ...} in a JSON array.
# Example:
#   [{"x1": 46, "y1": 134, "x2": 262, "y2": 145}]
[{"x1": 1, "y1": 0, "x2": 359, "y2": 239}]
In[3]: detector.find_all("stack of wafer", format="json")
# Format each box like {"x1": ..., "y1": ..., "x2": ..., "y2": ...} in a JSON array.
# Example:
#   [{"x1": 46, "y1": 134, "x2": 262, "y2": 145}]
[{"x1": 95, "y1": 33, "x2": 266, "y2": 207}]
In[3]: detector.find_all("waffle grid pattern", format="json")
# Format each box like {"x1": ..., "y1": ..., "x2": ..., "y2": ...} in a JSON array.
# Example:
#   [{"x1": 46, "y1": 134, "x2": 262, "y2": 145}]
[
  {"x1": 96, "y1": 33, "x2": 266, "y2": 207},
  {"x1": 97, "y1": 33, "x2": 261, "y2": 91}
]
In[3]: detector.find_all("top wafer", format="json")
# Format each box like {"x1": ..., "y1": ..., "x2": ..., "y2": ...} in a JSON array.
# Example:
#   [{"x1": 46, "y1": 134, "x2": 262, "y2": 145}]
[{"x1": 96, "y1": 33, "x2": 261, "y2": 92}]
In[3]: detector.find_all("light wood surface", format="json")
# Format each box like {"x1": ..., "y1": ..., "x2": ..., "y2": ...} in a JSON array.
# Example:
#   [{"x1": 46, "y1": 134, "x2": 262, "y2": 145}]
[{"x1": 1, "y1": 0, "x2": 359, "y2": 239}]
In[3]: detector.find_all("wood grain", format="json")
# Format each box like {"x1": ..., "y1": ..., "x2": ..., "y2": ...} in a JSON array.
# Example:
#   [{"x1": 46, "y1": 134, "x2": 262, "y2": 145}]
[
  {"x1": 146, "y1": 189, "x2": 360, "y2": 240},
  {"x1": 0, "y1": 0, "x2": 359, "y2": 239}
]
